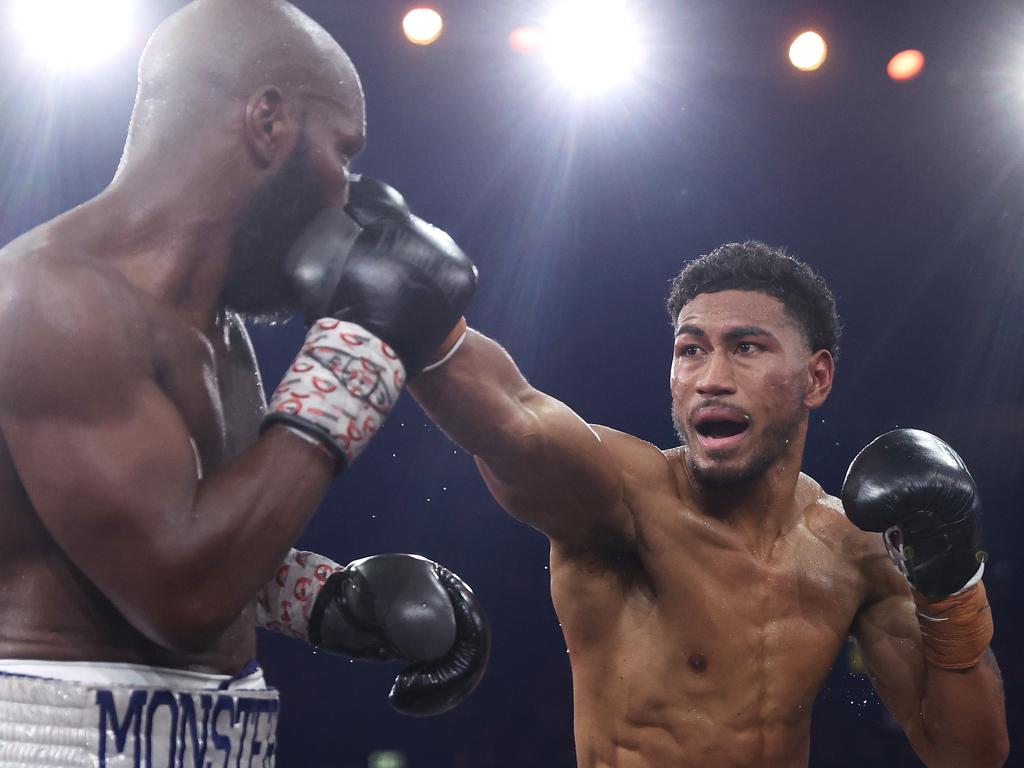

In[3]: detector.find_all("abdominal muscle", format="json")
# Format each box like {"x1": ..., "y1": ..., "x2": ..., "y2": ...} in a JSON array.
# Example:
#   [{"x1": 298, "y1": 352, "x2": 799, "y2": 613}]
[
  {"x1": 572, "y1": 677, "x2": 813, "y2": 768},
  {"x1": 552, "y1": 537, "x2": 855, "y2": 768}
]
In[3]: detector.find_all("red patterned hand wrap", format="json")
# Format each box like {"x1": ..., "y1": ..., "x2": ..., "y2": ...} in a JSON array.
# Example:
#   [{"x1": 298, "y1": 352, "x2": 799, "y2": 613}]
[
  {"x1": 266, "y1": 319, "x2": 406, "y2": 464},
  {"x1": 256, "y1": 549, "x2": 342, "y2": 640}
]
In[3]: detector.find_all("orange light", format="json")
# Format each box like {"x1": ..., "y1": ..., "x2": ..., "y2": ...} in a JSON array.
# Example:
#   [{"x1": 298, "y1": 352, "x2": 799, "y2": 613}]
[
  {"x1": 789, "y1": 30, "x2": 827, "y2": 72},
  {"x1": 509, "y1": 25, "x2": 544, "y2": 55},
  {"x1": 402, "y1": 8, "x2": 443, "y2": 46},
  {"x1": 887, "y1": 49, "x2": 925, "y2": 81}
]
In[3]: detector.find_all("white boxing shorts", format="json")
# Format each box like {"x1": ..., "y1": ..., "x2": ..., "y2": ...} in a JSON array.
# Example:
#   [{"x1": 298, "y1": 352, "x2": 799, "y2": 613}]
[{"x1": 0, "y1": 659, "x2": 279, "y2": 767}]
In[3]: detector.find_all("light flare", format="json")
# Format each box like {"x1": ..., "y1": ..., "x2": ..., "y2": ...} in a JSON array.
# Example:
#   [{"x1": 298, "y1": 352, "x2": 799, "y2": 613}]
[
  {"x1": 402, "y1": 8, "x2": 444, "y2": 46},
  {"x1": 542, "y1": 0, "x2": 647, "y2": 94},
  {"x1": 789, "y1": 30, "x2": 828, "y2": 72},
  {"x1": 13, "y1": 0, "x2": 135, "y2": 71}
]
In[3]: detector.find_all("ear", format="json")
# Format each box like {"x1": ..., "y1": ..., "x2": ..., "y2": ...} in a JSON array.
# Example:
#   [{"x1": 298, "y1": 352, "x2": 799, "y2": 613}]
[
  {"x1": 804, "y1": 349, "x2": 834, "y2": 410},
  {"x1": 244, "y1": 85, "x2": 296, "y2": 168}
]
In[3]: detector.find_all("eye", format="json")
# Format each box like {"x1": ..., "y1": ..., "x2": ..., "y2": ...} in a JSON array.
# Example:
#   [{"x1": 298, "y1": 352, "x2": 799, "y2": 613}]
[
  {"x1": 677, "y1": 344, "x2": 703, "y2": 357},
  {"x1": 736, "y1": 342, "x2": 763, "y2": 354}
]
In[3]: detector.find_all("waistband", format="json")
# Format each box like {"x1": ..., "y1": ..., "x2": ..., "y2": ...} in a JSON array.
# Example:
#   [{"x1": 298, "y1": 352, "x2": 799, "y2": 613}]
[
  {"x1": 0, "y1": 659, "x2": 266, "y2": 691},
  {"x1": 0, "y1": 664, "x2": 279, "y2": 767}
]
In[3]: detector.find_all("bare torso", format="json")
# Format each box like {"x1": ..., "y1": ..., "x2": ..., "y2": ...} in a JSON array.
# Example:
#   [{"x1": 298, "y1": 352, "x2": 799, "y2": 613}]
[
  {"x1": 0, "y1": 224, "x2": 266, "y2": 674},
  {"x1": 552, "y1": 436, "x2": 875, "y2": 768}
]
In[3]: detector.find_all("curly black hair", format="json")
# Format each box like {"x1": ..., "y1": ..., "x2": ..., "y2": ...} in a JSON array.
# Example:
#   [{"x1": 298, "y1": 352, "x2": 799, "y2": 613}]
[{"x1": 666, "y1": 241, "x2": 841, "y2": 359}]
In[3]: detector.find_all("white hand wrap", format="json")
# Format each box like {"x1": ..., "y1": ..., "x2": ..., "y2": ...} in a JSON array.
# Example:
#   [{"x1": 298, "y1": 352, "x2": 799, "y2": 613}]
[
  {"x1": 264, "y1": 319, "x2": 406, "y2": 465},
  {"x1": 256, "y1": 549, "x2": 342, "y2": 641}
]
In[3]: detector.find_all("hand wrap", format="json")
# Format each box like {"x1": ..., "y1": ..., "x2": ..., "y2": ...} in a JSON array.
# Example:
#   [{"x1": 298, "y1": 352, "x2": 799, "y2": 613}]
[
  {"x1": 255, "y1": 549, "x2": 341, "y2": 639},
  {"x1": 914, "y1": 577, "x2": 994, "y2": 670},
  {"x1": 262, "y1": 319, "x2": 405, "y2": 467}
]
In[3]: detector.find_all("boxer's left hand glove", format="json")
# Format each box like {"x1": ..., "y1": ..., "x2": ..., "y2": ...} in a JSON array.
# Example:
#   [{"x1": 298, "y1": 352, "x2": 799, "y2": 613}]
[
  {"x1": 841, "y1": 428, "x2": 984, "y2": 599},
  {"x1": 309, "y1": 553, "x2": 490, "y2": 716},
  {"x1": 842, "y1": 429, "x2": 994, "y2": 670}
]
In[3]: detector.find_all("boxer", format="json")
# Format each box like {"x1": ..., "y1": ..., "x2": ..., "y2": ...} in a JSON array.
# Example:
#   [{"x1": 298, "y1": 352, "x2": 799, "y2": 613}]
[
  {"x1": 410, "y1": 241, "x2": 1009, "y2": 766},
  {"x1": 0, "y1": 1, "x2": 486, "y2": 764}
]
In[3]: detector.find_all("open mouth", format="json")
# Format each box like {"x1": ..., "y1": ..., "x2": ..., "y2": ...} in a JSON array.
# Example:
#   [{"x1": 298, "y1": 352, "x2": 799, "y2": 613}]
[{"x1": 692, "y1": 408, "x2": 750, "y2": 449}]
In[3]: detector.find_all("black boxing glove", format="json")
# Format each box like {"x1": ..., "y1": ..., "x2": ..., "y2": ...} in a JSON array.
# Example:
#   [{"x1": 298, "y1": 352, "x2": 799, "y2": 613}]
[
  {"x1": 263, "y1": 177, "x2": 476, "y2": 466},
  {"x1": 308, "y1": 554, "x2": 490, "y2": 717},
  {"x1": 283, "y1": 175, "x2": 477, "y2": 374},
  {"x1": 841, "y1": 428, "x2": 985, "y2": 599}
]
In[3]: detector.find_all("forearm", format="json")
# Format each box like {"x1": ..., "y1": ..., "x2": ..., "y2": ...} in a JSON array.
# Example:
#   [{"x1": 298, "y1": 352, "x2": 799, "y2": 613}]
[
  {"x1": 913, "y1": 650, "x2": 1008, "y2": 768},
  {"x1": 127, "y1": 427, "x2": 335, "y2": 650},
  {"x1": 410, "y1": 329, "x2": 540, "y2": 459}
]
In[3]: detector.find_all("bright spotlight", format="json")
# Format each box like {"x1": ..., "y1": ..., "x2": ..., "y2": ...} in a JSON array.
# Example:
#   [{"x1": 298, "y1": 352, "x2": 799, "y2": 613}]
[
  {"x1": 887, "y1": 49, "x2": 925, "y2": 82},
  {"x1": 509, "y1": 26, "x2": 544, "y2": 55},
  {"x1": 13, "y1": 0, "x2": 134, "y2": 72},
  {"x1": 403, "y1": 8, "x2": 444, "y2": 46},
  {"x1": 789, "y1": 31, "x2": 828, "y2": 72},
  {"x1": 543, "y1": 0, "x2": 646, "y2": 94}
]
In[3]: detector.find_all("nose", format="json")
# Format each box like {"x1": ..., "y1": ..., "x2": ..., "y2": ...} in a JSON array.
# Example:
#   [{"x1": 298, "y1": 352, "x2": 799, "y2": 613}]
[{"x1": 695, "y1": 350, "x2": 738, "y2": 397}]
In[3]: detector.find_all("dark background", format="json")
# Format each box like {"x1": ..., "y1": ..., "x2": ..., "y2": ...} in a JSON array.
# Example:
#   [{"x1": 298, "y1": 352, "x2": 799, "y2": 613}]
[{"x1": 1, "y1": 1, "x2": 1021, "y2": 765}]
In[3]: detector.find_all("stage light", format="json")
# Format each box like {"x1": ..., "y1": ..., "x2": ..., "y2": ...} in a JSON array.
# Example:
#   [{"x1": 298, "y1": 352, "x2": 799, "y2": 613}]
[
  {"x1": 543, "y1": 0, "x2": 646, "y2": 94},
  {"x1": 13, "y1": 0, "x2": 134, "y2": 71},
  {"x1": 402, "y1": 8, "x2": 444, "y2": 46},
  {"x1": 789, "y1": 31, "x2": 828, "y2": 72},
  {"x1": 510, "y1": 26, "x2": 544, "y2": 55},
  {"x1": 887, "y1": 49, "x2": 925, "y2": 82}
]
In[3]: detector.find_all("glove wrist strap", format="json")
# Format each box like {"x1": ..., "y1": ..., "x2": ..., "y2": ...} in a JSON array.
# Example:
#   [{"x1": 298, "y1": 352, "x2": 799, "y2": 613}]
[{"x1": 421, "y1": 318, "x2": 468, "y2": 373}]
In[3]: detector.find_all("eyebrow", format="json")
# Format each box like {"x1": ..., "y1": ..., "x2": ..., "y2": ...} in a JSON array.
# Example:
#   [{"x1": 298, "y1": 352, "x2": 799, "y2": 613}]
[{"x1": 674, "y1": 324, "x2": 776, "y2": 341}]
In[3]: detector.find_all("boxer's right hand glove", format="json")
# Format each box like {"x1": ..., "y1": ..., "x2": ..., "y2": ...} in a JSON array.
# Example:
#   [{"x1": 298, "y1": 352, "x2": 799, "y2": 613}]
[
  {"x1": 284, "y1": 176, "x2": 477, "y2": 374},
  {"x1": 308, "y1": 554, "x2": 491, "y2": 717},
  {"x1": 263, "y1": 176, "x2": 477, "y2": 467}
]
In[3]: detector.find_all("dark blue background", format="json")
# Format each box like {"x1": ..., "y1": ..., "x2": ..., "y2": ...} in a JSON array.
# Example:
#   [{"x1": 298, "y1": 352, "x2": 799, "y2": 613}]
[{"x1": 2, "y1": 1, "x2": 1020, "y2": 765}]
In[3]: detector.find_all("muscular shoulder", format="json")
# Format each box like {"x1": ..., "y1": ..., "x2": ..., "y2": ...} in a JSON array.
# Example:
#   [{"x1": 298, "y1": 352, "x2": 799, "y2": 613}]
[
  {"x1": 588, "y1": 425, "x2": 677, "y2": 493},
  {"x1": 798, "y1": 473, "x2": 894, "y2": 594},
  {"x1": 798, "y1": 473, "x2": 877, "y2": 554},
  {"x1": 0, "y1": 252, "x2": 154, "y2": 414}
]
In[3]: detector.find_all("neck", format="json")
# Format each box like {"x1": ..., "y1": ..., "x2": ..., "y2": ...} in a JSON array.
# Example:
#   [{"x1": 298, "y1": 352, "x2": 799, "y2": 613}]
[
  {"x1": 679, "y1": 431, "x2": 808, "y2": 557},
  {"x1": 79, "y1": 153, "x2": 250, "y2": 331}
]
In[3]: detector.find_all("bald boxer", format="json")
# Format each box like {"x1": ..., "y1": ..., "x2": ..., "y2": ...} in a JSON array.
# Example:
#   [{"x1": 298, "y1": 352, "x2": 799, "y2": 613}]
[
  {"x1": 0, "y1": 1, "x2": 485, "y2": 764},
  {"x1": 411, "y1": 241, "x2": 1008, "y2": 767}
]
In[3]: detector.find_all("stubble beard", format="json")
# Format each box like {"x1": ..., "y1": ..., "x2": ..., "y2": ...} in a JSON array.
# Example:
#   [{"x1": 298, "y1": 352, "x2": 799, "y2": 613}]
[
  {"x1": 673, "y1": 397, "x2": 806, "y2": 490},
  {"x1": 220, "y1": 131, "x2": 322, "y2": 325}
]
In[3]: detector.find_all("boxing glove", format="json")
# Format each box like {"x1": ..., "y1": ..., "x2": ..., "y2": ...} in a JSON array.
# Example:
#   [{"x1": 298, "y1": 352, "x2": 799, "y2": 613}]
[
  {"x1": 309, "y1": 553, "x2": 490, "y2": 716},
  {"x1": 283, "y1": 175, "x2": 477, "y2": 375},
  {"x1": 841, "y1": 428, "x2": 984, "y2": 599},
  {"x1": 263, "y1": 177, "x2": 476, "y2": 466}
]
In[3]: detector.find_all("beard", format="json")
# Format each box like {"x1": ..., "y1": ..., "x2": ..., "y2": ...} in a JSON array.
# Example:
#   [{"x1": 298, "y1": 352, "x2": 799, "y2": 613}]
[
  {"x1": 220, "y1": 132, "x2": 323, "y2": 324},
  {"x1": 673, "y1": 394, "x2": 805, "y2": 490}
]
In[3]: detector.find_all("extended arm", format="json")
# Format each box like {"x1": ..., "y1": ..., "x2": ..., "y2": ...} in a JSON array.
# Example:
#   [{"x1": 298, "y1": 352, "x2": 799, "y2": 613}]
[{"x1": 410, "y1": 329, "x2": 633, "y2": 548}]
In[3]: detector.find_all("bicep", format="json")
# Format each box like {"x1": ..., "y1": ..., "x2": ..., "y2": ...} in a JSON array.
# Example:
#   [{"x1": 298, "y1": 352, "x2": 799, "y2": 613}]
[
  {"x1": 475, "y1": 397, "x2": 630, "y2": 546},
  {"x1": 4, "y1": 380, "x2": 200, "y2": 550},
  {"x1": 0, "y1": 298, "x2": 202, "y2": 620}
]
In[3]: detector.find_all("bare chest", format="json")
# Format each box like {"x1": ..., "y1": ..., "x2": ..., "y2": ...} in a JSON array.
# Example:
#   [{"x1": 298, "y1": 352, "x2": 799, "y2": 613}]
[{"x1": 556, "y1": 503, "x2": 867, "y2": 728}]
